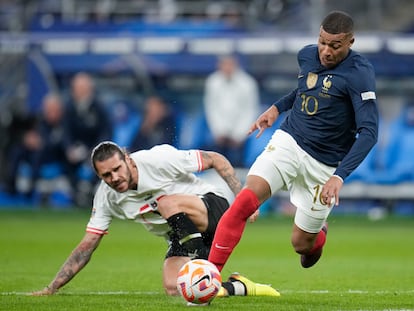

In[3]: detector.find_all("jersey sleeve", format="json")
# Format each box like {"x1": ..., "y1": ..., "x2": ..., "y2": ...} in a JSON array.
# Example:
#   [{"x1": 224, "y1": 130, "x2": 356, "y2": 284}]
[
  {"x1": 273, "y1": 89, "x2": 297, "y2": 113},
  {"x1": 334, "y1": 60, "x2": 379, "y2": 180},
  {"x1": 162, "y1": 145, "x2": 204, "y2": 173},
  {"x1": 86, "y1": 184, "x2": 113, "y2": 235},
  {"x1": 178, "y1": 149, "x2": 204, "y2": 173}
]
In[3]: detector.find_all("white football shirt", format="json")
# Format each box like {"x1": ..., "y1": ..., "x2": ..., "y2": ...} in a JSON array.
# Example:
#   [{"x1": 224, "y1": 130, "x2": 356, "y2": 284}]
[{"x1": 87, "y1": 144, "x2": 223, "y2": 238}]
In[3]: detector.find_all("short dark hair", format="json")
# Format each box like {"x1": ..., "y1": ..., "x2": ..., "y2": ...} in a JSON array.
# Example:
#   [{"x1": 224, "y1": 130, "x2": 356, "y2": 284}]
[
  {"x1": 91, "y1": 141, "x2": 125, "y2": 173},
  {"x1": 321, "y1": 11, "x2": 354, "y2": 35}
]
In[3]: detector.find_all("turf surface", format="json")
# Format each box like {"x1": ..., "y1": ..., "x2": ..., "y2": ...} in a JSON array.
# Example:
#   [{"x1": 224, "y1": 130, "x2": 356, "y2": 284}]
[{"x1": 1, "y1": 208, "x2": 413, "y2": 310}]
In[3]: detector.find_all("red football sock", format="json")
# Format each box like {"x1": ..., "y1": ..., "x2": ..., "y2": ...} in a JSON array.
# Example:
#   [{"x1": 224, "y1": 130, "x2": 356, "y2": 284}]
[
  {"x1": 309, "y1": 229, "x2": 326, "y2": 254},
  {"x1": 208, "y1": 189, "x2": 260, "y2": 271}
]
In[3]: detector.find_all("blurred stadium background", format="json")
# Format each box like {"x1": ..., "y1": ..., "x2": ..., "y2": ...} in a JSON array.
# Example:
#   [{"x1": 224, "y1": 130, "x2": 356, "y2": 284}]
[{"x1": 0, "y1": 0, "x2": 413, "y2": 216}]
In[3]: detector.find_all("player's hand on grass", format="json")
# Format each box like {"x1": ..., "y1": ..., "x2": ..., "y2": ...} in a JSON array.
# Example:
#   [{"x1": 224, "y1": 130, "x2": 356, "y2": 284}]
[
  {"x1": 31, "y1": 286, "x2": 57, "y2": 296},
  {"x1": 248, "y1": 105, "x2": 280, "y2": 138}
]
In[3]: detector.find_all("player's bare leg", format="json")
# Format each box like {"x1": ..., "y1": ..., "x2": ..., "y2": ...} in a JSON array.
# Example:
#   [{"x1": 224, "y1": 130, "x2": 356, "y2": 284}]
[
  {"x1": 292, "y1": 223, "x2": 328, "y2": 268},
  {"x1": 159, "y1": 195, "x2": 210, "y2": 259}
]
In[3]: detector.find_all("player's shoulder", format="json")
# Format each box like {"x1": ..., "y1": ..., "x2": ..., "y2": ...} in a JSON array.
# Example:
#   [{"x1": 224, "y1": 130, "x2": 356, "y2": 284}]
[
  {"x1": 300, "y1": 44, "x2": 317, "y2": 53},
  {"x1": 297, "y1": 44, "x2": 318, "y2": 66},
  {"x1": 151, "y1": 144, "x2": 178, "y2": 152},
  {"x1": 345, "y1": 50, "x2": 375, "y2": 73},
  {"x1": 132, "y1": 144, "x2": 177, "y2": 157},
  {"x1": 298, "y1": 44, "x2": 318, "y2": 58},
  {"x1": 339, "y1": 51, "x2": 376, "y2": 91},
  {"x1": 131, "y1": 144, "x2": 180, "y2": 165}
]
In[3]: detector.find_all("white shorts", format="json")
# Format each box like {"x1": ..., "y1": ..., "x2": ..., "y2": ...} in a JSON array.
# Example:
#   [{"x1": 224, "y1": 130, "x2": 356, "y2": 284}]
[{"x1": 248, "y1": 130, "x2": 336, "y2": 233}]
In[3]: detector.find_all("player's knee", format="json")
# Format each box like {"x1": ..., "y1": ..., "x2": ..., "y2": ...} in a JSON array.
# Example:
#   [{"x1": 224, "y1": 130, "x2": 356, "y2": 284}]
[{"x1": 158, "y1": 195, "x2": 181, "y2": 218}]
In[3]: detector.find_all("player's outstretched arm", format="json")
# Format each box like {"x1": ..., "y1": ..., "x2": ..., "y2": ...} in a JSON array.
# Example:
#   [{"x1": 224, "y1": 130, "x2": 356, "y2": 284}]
[
  {"x1": 200, "y1": 151, "x2": 242, "y2": 196},
  {"x1": 248, "y1": 105, "x2": 280, "y2": 138},
  {"x1": 31, "y1": 232, "x2": 103, "y2": 296}
]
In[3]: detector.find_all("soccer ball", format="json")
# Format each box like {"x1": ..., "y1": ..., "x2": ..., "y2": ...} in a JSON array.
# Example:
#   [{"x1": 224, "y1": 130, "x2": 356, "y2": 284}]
[{"x1": 176, "y1": 259, "x2": 222, "y2": 304}]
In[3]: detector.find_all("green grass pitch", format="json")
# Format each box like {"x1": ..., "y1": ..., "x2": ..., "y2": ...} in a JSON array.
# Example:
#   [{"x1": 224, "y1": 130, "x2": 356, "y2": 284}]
[{"x1": 1, "y1": 208, "x2": 413, "y2": 310}]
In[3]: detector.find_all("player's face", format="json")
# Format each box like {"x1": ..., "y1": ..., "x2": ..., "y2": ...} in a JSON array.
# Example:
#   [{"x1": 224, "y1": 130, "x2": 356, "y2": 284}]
[
  {"x1": 95, "y1": 153, "x2": 134, "y2": 193},
  {"x1": 318, "y1": 27, "x2": 354, "y2": 68}
]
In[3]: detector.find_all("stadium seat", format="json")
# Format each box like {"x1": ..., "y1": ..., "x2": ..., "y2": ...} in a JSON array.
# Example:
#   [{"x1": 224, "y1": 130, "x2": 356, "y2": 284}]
[
  {"x1": 0, "y1": 190, "x2": 33, "y2": 207},
  {"x1": 361, "y1": 104, "x2": 414, "y2": 184},
  {"x1": 393, "y1": 200, "x2": 414, "y2": 215},
  {"x1": 377, "y1": 104, "x2": 414, "y2": 184},
  {"x1": 48, "y1": 190, "x2": 73, "y2": 208},
  {"x1": 374, "y1": 123, "x2": 414, "y2": 184},
  {"x1": 177, "y1": 111, "x2": 214, "y2": 150},
  {"x1": 39, "y1": 162, "x2": 64, "y2": 179},
  {"x1": 346, "y1": 145, "x2": 378, "y2": 183},
  {"x1": 110, "y1": 101, "x2": 141, "y2": 149}
]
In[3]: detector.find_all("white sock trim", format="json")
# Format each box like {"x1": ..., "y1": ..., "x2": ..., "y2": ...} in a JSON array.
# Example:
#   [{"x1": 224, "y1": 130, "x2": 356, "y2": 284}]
[{"x1": 232, "y1": 281, "x2": 246, "y2": 296}]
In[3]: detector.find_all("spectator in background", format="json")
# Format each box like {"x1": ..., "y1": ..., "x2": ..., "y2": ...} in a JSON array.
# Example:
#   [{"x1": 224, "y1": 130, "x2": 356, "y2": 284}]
[
  {"x1": 35, "y1": 93, "x2": 68, "y2": 201},
  {"x1": 204, "y1": 55, "x2": 260, "y2": 167},
  {"x1": 130, "y1": 95, "x2": 177, "y2": 150},
  {"x1": 37, "y1": 93, "x2": 66, "y2": 163},
  {"x1": 3, "y1": 113, "x2": 40, "y2": 198},
  {"x1": 63, "y1": 72, "x2": 112, "y2": 206},
  {"x1": 3, "y1": 92, "x2": 66, "y2": 200}
]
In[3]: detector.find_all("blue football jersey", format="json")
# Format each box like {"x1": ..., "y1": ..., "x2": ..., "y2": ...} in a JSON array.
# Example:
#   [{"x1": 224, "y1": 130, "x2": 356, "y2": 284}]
[{"x1": 274, "y1": 45, "x2": 378, "y2": 180}]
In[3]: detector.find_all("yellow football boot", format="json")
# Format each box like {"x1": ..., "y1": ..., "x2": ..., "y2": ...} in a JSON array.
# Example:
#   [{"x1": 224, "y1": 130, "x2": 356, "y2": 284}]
[{"x1": 228, "y1": 273, "x2": 281, "y2": 297}]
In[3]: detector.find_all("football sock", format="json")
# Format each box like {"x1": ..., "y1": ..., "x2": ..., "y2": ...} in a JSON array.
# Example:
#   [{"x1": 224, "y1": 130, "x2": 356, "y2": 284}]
[
  {"x1": 166, "y1": 212, "x2": 207, "y2": 259},
  {"x1": 208, "y1": 188, "x2": 260, "y2": 271},
  {"x1": 308, "y1": 228, "x2": 326, "y2": 254},
  {"x1": 221, "y1": 282, "x2": 234, "y2": 296},
  {"x1": 221, "y1": 281, "x2": 246, "y2": 296}
]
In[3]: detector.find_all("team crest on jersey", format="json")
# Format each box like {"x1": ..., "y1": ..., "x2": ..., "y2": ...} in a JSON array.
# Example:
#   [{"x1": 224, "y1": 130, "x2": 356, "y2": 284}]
[
  {"x1": 306, "y1": 72, "x2": 318, "y2": 89},
  {"x1": 150, "y1": 200, "x2": 158, "y2": 208},
  {"x1": 322, "y1": 75, "x2": 332, "y2": 93}
]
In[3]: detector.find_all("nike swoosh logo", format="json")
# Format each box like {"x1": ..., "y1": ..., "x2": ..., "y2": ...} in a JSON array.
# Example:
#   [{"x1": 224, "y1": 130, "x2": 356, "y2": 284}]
[
  {"x1": 214, "y1": 243, "x2": 230, "y2": 250},
  {"x1": 192, "y1": 274, "x2": 210, "y2": 287},
  {"x1": 311, "y1": 206, "x2": 324, "y2": 211},
  {"x1": 298, "y1": 74, "x2": 304, "y2": 78}
]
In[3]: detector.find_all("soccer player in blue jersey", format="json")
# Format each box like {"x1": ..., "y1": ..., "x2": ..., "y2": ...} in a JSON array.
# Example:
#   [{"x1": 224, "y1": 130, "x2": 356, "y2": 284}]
[{"x1": 208, "y1": 11, "x2": 379, "y2": 273}]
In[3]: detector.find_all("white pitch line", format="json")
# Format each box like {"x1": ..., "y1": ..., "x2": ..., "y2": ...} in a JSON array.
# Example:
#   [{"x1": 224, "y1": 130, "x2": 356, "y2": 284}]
[
  {"x1": 2, "y1": 289, "x2": 414, "y2": 296},
  {"x1": 1, "y1": 291, "x2": 161, "y2": 296},
  {"x1": 281, "y1": 289, "x2": 414, "y2": 295}
]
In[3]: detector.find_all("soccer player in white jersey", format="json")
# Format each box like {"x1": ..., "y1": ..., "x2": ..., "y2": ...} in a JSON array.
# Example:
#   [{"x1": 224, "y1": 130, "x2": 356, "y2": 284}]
[{"x1": 32, "y1": 141, "x2": 280, "y2": 298}]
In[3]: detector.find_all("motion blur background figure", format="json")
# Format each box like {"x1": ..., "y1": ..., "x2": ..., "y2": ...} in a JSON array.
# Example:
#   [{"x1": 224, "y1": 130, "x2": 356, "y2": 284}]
[
  {"x1": 63, "y1": 72, "x2": 112, "y2": 206},
  {"x1": 3, "y1": 92, "x2": 67, "y2": 202},
  {"x1": 204, "y1": 55, "x2": 260, "y2": 167},
  {"x1": 130, "y1": 95, "x2": 178, "y2": 151}
]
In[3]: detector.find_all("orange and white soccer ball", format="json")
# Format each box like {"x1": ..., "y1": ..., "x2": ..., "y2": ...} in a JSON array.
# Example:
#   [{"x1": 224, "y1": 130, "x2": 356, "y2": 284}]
[{"x1": 176, "y1": 259, "x2": 222, "y2": 304}]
